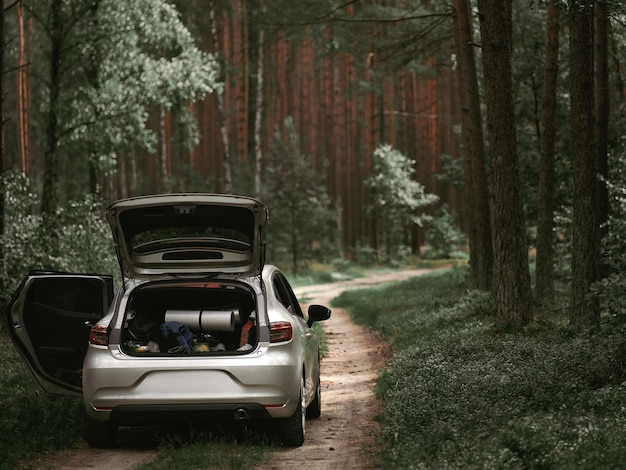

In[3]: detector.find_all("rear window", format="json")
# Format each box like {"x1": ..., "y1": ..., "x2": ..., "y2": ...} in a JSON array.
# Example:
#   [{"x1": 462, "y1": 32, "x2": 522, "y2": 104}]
[
  {"x1": 119, "y1": 204, "x2": 255, "y2": 253},
  {"x1": 132, "y1": 227, "x2": 251, "y2": 253}
]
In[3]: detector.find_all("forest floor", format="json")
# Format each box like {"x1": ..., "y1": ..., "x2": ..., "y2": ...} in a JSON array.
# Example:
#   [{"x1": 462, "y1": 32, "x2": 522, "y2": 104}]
[{"x1": 34, "y1": 269, "x2": 430, "y2": 470}]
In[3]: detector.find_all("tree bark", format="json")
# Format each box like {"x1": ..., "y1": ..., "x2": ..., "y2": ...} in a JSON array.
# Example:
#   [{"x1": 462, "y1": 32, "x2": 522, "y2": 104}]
[
  {"x1": 0, "y1": 0, "x2": 6, "y2": 293},
  {"x1": 569, "y1": 2, "x2": 599, "y2": 330},
  {"x1": 16, "y1": 2, "x2": 30, "y2": 175},
  {"x1": 87, "y1": 0, "x2": 100, "y2": 196},
  {"x1": 594, "y1": 1, "x2": 609, "y2": 276},
  {"x1": 478, "y1": 0, "x2": 533, "y2": 330},
  {"x1": 452, "y1": 0, "x2": 493, "y2": 292},
  {"x1": 536, "y1": 3, "x2": 560, "y2": 307},
  {"x1": 41, "y1": 0, "x2": 63, "y2": 222}
]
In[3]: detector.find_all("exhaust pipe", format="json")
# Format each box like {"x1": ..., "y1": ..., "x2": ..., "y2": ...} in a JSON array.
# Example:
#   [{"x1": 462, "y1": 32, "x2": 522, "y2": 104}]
[{"x1": 234, "y1": 408, "x2": 248, "y2": 420}]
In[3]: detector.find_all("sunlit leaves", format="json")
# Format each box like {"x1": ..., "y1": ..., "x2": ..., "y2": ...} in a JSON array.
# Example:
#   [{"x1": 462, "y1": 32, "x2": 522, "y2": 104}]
[
  {"x1": 367, "y1": 144, "x2": 439, "y2": 212},
  {"x1": 66, "y1": 0, "x2": 220, "y2": 158}
]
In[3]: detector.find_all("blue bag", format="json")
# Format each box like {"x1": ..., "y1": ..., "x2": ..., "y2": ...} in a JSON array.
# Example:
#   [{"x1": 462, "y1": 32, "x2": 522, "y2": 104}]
[{"x1": 160, "y1": 321, "x2": 194, "y2": 353}]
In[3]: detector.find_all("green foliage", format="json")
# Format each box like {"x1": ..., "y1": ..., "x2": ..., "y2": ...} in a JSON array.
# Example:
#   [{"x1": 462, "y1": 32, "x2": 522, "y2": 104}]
[
  {"x1": 365, "y1": 144, "x2": 439, "y2": 264},
  {"x1": 420, "y1": 205, "x2": 467, "y2": 259},
  {"x1": 0, "y1": 172, "x2": 119, "y2": 301},
  {"x1": 376, "y1": 333, "x2": 626, "y2": 469},
  {"x1": 69, "y1": 0, "x2": 221, "y2": 159},
  {"x1": 21, "y1": 0, "x2": 220, "y2": 197},
  {"x1": 335, "y1": 267, "x2": 626, "y2": 469},
  {"x1": 262, "y1": 117, "x2": 338, "y2": 274},
  {"x1": 594, "y1": 137, "x2": 626, "y2": 332}
]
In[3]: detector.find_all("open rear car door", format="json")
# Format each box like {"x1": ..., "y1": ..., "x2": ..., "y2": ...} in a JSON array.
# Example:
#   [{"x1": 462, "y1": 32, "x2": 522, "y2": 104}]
[{"x1": 1, "y1": 272, "x2": 114, "y2": 396}]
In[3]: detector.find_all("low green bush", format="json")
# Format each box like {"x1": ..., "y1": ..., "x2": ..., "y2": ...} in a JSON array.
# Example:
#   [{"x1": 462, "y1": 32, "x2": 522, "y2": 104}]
[
  {"x1": 333, "y1": 266, "x2": 626, "y2": 469},
  {"x1": 0, "y1": 172, "x2": 120, "y2": 302}
]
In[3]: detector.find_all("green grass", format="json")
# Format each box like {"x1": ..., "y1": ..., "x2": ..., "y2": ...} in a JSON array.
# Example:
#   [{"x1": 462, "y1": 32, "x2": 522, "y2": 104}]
[
  {"x1": 0, "y1": 333, "x2": 86, "y2": 470},
  {"x1": 288, "y1": 260, "x2": 365, "y2": 287},
  {"x1": 332, "y1": 265, "x2": 626, "y2": 469},
  {"x1": 135, "y1": 425, "x2": 271, "y2": 470}
]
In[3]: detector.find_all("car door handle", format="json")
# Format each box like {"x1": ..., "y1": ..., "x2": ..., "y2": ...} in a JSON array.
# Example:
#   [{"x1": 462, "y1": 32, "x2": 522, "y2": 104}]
[{"x1": 305, "y1": 332, "x2": 314, "y2": 339}]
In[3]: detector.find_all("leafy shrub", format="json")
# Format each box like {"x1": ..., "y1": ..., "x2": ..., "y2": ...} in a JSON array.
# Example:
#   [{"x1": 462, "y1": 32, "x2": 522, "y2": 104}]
[
  {"x1": 365, "y1": 144, "x2": 439, "y2": 264},
  {"x1": 420, "y1": 205, "x2": 467, "y2": 259},
  {"x1": 0, "y1": 172, "x2": 119, "y2": 302}
]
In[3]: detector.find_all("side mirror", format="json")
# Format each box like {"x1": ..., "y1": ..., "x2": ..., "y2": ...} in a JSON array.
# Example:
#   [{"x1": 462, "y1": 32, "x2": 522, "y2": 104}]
[{"x1": 307, "y1": 304, "x2": 331, "y2": 327}]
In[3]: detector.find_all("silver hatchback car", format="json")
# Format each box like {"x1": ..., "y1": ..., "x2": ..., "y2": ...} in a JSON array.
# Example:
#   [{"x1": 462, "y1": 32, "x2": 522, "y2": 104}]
[{"x1": 2, "y1": 194, "x2": 331, "y2": 447}]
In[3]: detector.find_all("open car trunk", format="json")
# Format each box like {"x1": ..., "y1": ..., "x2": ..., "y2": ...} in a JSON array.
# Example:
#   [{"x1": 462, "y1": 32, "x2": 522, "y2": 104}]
[{"x1": 121, "y1": 281, "x2": 260, "y2": 356}]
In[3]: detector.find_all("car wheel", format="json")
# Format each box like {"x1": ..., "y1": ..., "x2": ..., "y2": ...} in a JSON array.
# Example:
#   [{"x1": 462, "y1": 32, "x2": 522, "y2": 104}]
[
  {"x1": 280, "y1": 376, "x2": 306, "y2": 447},
  {"x1": 85, "y1": 415, "x2": 117, "y2": 448},
  {"x1": 306, "y1": 375, "x2": 322, "y2": 419}
]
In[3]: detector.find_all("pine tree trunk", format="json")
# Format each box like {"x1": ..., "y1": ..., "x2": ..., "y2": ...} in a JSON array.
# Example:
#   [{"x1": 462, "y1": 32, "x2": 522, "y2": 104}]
[
  {"x1": 16, "y1": 3, "x2": 30, "y2": 175},
  {"x1": 0, "y1": 0, "x2": 5, "y2": 291},
  {"x1": 594, "y1": 1, "x2": 609, "y2": 276},
  {"x1": 536, "y1": 3, "x2": 560, "y2": 306},
  {"x1": 41, "y1": 0, "x2": 63, "y2": 222},
  {"x1": 232, "y1": 0, "x2": 248, "y2": 163},
  {"x1": 569, "y1": 3, "x2": 599, "y2": 330},
  {"x1": 452, "y1": 0, "x2": 493, "y2": 292},
  {"x1": 478, "y1": 0, "x2": 532, "y2": 330}
]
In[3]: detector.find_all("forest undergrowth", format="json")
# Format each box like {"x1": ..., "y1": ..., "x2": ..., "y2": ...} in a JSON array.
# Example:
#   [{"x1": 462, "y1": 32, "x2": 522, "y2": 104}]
[{"x1": 333, "y1": 266, "x2": 626, "y2": 469}]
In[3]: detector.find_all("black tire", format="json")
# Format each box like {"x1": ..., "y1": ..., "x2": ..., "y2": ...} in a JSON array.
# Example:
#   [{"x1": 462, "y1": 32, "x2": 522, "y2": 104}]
[
  {"x1": 85, "y1": 415, "x2": 118, "y2": 448},
  {"x1": 280, "y1": 377, "x2": 306, "y2": 447},
  {"x1": 306, "y1": 376, "x2": 321, "y2": 419}
]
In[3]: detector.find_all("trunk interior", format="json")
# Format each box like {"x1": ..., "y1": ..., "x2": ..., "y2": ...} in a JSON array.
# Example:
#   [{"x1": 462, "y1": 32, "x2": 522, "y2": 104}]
[{"x1": 120, "y1": 282, "x2": 258, "y2": 356}]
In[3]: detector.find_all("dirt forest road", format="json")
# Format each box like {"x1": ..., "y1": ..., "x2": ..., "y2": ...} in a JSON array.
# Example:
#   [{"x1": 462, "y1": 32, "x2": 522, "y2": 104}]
[
  {"x1": 258, "y1": 268, "x2": 430, "y2": 470},
  {"x1": 37, "y1": 269, "x2": 430, "y2": 470}
]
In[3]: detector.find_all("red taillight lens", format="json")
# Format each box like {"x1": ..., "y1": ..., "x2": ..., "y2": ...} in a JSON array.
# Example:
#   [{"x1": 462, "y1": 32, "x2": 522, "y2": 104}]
[
  {"x1": 89, "y1": 324, "x2": 109, "y2": 346},
  {"x1": 270, "y1": 321, "x2": 293, "y2": 343}
]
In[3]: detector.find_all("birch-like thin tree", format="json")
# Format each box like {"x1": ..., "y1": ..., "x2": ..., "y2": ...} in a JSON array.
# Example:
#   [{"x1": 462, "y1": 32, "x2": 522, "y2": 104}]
[{"x1": 253, "y1": 25, "x2": 265, "y2": 199}]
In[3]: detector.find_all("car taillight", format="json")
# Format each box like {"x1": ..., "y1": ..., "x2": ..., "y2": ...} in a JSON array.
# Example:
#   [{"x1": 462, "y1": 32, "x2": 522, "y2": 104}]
[
  {"x1": 89, "y1": 324, "x2": 109, "y2": 346},
  {"x1": 270, "y1": 321, "x2": 293, "y2": 343}
]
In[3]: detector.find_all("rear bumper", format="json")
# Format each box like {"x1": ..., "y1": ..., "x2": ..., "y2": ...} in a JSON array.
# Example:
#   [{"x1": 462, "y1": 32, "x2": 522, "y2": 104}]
[
  {"x1": 107, "y1": 403, "x2": 273, "y2": 424},
  {"x1": 83, "y1": 343, "x2": 302, "y2": 422}
]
